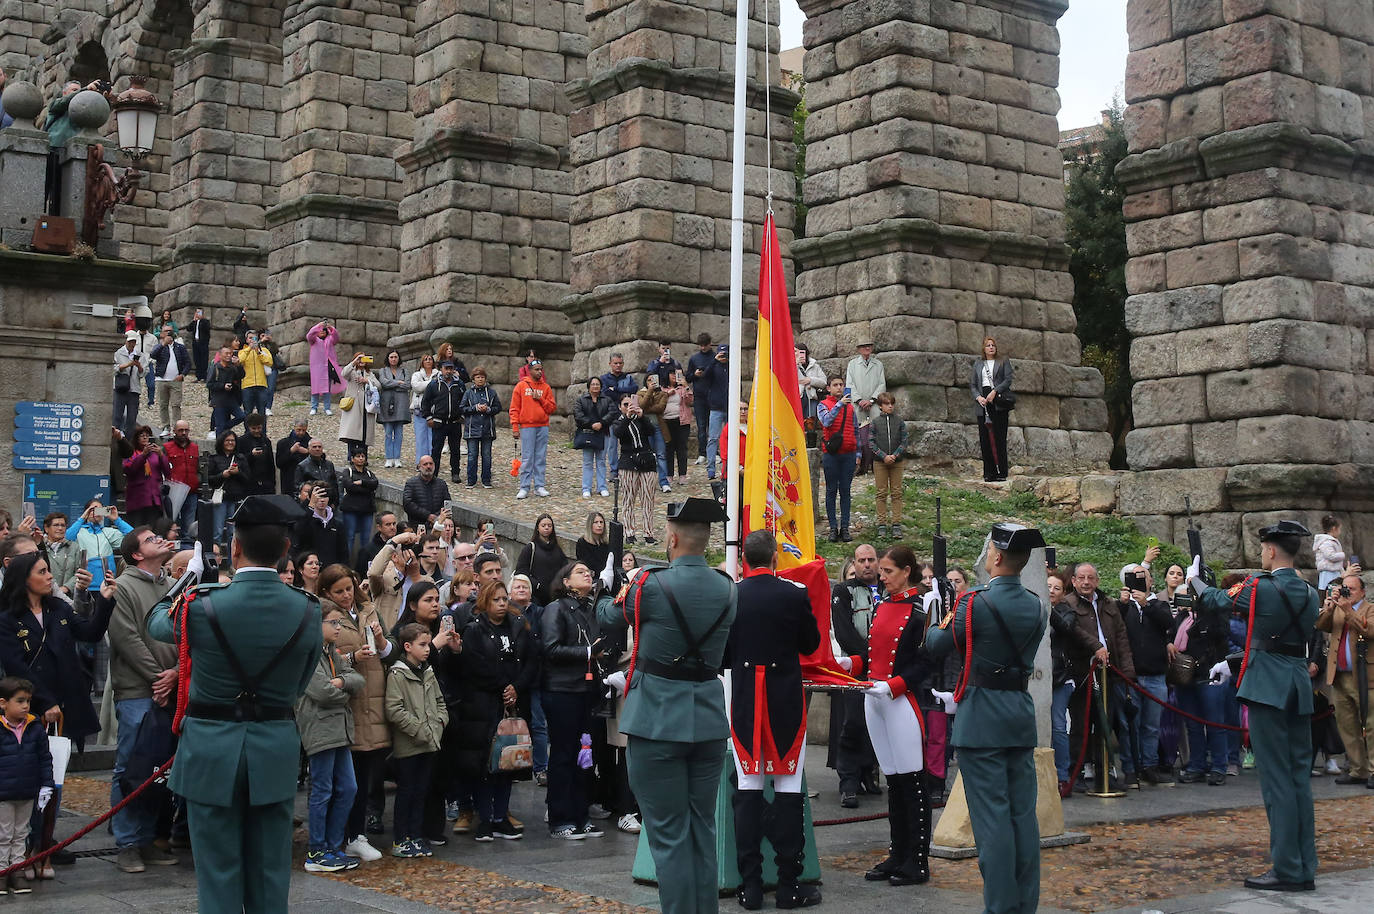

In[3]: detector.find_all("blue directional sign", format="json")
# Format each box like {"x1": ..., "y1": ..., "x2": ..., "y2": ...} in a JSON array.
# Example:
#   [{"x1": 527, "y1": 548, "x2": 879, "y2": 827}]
[
  {"x1": 22, "y1": 474, "x2": 109, "y2": 525},
  {"x1": 13, "y1": 402, "x2": 86, "y2": 470}
]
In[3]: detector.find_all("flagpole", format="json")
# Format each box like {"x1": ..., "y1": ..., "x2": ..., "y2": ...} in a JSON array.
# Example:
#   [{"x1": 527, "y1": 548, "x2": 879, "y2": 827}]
[{"x1": 724, "y1": 0, "x2": 748, "y2": 578}]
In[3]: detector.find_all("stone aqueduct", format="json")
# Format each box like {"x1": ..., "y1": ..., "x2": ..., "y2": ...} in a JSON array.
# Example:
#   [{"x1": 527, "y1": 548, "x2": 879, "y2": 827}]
[{"x1": 5, "y1": 0, "x2": 1374, "y2": 565}]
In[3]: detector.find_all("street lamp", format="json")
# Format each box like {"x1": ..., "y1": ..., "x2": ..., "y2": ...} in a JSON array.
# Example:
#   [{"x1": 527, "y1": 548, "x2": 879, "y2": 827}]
[{"x1": 110, "y1": 75, "x2": 160, "y2": 162}]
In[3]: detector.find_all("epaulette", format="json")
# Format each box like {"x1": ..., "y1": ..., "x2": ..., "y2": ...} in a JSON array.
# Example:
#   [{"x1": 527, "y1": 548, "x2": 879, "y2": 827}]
[
  {"x1": 1226, "y1": 581, "x2": 1246, "y2": 598},
  {"x1": 615, "y1": 566, "x2": 657, "y2": 606},
  {"x1": 783, "y1": 577, "x2": 807, "y2": 590}
]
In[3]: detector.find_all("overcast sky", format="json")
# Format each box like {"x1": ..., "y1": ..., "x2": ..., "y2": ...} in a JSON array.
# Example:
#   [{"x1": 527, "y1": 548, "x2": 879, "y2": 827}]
[{"x1": 777, "y1": 2, "x2": 1126, "y2": 131}]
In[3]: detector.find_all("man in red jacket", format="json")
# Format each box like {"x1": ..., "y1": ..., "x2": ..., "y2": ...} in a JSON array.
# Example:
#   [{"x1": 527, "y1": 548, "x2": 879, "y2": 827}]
[
  {"x1": 509, "y1": 360, "x2": 556, "y2": 499},
  {"x1": 162, "y1": 420, "x2": 200, "y2": 549}
]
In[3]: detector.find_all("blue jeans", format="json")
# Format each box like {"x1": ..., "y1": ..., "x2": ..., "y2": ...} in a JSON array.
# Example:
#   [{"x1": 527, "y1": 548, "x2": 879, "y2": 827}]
[
  {"x1": 176, "y1": 492, "x2": 199, "y2": 549},
  {"x1": 1223, "y1": 679, "x2": 1242, "y2": 764},
  {"x1": 529, "y1": 690, "x2": 549, "y2": 773},
  {"x1": 1176, "y1": 680, "x2": 1229, "y2": 774},
  {"x1": 412, "y1": 412, "x2": 431, "y2": 466},
  {"x1": 213, "y1": 499, "x2": 241, "y2": 545},
  {"x1": 1051, "y1": 680, "x2": 1074, "y2": 781},
  {"x1": 383, "y1": 422, "x2": 405, "y2": 460},
  {"x1": 466, "y1": 437, "x2": 493, "y2": 486},
  {"x1": 242, "y1": 386, "x2": 268, "y2": 419},
  {"x1": 342, "y1": 512, "x2": 372, "y2": 564},
  {"x1": 649, "y1": 425, "x2": 669, "y2": 487},
  {"x1": 112, "y1": 698, "x2": 157, "y2": 849},
  {"x1": 518, "y1": 425, "x2": 549, "y2": 490},
  {"x1": 1136, "y1": 674, "x2": 1167, "y2": 770},
  {"x1": 706, "y1": 409, "x2": 726, "y2": 478},
  {"x1": 264, "y1": 368, "x2": 278, "y2": 409},
  {"x1": 211, "y1": 402, "x2": 243, "y2": 438},
  {"x1": 821, "y1": 450, "x2": 856, "y2": 532},
  {"x1": 310, "y1": 392, "x2": 333, "y2": 412},
  {"x1": 604, "y1": 433, "x2": 619, "y2": 482},
  {"x1": 308, "y1": 747, "x2": 357, "y2": 853},
  {"x1": 581, "y1": 445, "x2": 607, "y2": 493}
]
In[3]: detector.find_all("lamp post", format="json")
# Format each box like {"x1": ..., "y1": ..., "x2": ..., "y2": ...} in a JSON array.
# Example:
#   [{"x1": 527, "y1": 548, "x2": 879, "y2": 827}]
[
  {"x1": 78, "y1": 76, "x2": 161, "y2": 250},
  {"x1": 110, "y1": 76, "x2": 160, "y2": 163}
]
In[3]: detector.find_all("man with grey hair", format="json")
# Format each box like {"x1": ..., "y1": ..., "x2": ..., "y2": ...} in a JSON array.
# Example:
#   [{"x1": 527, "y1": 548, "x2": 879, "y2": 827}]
[
  {"x1": 293, "y1": 438, "x2": 338, "y2": 504},
  {"x1": 600, "y1": 352, "x2": 639, "y2": 482}
]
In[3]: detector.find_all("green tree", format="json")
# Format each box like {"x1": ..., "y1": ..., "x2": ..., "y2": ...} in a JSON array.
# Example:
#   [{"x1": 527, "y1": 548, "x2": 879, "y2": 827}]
[
  {"x1": 1064, "y1": 102, "x2": 1130, "y2": 468},
  {"x1": 789, "y1": 75, "x2": 808, "y2": 237}
]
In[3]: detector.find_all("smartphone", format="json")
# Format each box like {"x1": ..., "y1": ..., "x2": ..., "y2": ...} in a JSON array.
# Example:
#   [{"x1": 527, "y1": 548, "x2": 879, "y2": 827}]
[
  {"x1": 484, "y1": 522, "x2": 494, "y2": 535},
  {"x1": 1146, "y1": 535, "x2": 1159, "y2": 549},
  {"x1": 1352, "y1": 554, "x2": 1361, "y2": 566},
  {"x1": 441, "y1": 614, "x2": 455, "y2": 632},
  {"x1": 416, "y1": 524, "x2": 425, "y2": 536},
  {"x1": 1045, "y1": 546, "x2": 1056, "y2": 568},
  {"x1": 1124, "y1": 571, "x2": 1147, "y2": 592},
  {"x1": 843, "y1": 387, "x2": 852, "y2": 398}
]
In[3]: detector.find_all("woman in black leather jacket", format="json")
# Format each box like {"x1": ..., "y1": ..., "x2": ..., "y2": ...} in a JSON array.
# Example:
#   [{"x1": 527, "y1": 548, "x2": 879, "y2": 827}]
[{"x1": 539, "y1": 561, "x2": 603, "y2": 839}]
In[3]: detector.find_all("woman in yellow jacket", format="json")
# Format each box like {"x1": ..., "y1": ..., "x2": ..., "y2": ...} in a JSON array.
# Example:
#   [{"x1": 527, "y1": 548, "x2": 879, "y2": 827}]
[{"x1": 239, "y1": 330, "x2": 274, "y2": 418}]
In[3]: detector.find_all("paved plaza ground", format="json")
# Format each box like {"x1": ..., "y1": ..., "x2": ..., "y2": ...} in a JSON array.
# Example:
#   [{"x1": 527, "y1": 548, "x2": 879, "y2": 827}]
[{"x1": 29, "y1": 749, "x2": 1374, "y2": 914}]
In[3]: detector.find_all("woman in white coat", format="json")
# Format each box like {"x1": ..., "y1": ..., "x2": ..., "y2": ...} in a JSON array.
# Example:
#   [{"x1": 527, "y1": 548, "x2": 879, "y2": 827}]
[
  {"x1": 339, "y1": 354, "x2": 380, "y2": 457},
  {"x1": 410, "y1": 354, "x2": 439, "y2": 469}
]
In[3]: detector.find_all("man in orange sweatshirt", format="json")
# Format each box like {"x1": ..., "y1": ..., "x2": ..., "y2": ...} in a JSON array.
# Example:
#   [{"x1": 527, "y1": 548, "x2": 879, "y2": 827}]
[{"x1": 509, "y1": 359, "x2": 556, "y2": 499}]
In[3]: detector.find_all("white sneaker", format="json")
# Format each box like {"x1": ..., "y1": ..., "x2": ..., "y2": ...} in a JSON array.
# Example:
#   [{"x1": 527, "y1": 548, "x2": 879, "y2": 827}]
[
  {"x1": 325, "y1": 409, "x2": 333, "y2": 416},
  {"x1": 661, "y1": 483, "x2": 672, "y2": 493},
  {"x1": 1326, "y1": 758, "x2": 1342, "y2": 774},
  {"x1": 310, "y1": 408, "x2": 318, "y2": 416},
  {"x1": 695, "y1": 456, "x2": 705, "y2": 465},
  {"x1": 516, "y1": 489, "x2": 529, "y2": 499},
  {"x1": 617, "y1": 813, "x2": 641, "y2": 834},
  {"x1": 536, "y1": 487, "x2": 550, "y2": 497},
  {"x1": 345, "y1": 835, "x2": 382, "y2": 862},
  {"x1": 265, "y1": 408, "x2": 273, "y2": 416},
  {"x1": 599, "y1": 489, "x2": 610, "y2": 497},
  {"x1": 159, "y1": 426, "x2": 171, "y2": 437},
  {"x1": 583, "y1": 491, "x2": 591, "y2": 498}
]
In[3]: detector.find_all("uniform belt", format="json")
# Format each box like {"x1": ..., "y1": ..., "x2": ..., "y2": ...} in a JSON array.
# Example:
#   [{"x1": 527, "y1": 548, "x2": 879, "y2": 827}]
[
  {"x1": 967, "y1": 667, "x2": 1030, "y2": 691},
  {"x1": 638, "y1": 657, "x2": 718, "y2": 682},
  {"x1": 186, "y1": 701, "x2": 295, "y2": 722},
  {"x1": 1258, "y1": 642, "x2": 1306, "y2": 659}
]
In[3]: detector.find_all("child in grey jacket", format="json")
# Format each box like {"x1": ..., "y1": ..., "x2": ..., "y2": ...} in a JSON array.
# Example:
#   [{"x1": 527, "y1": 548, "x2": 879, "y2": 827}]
[{"x1": 870, "y1": 392, "x2": 908, "y2": 539}]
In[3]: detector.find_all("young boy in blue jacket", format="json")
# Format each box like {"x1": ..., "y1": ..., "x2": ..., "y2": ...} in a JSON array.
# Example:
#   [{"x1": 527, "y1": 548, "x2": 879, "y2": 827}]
[{"x1": 0, "y1": 676, "x2": 54, "y2": 894}]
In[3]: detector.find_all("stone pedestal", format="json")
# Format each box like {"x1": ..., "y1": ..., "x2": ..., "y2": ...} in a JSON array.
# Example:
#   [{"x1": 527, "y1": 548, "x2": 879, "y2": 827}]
[
  {"x1": 559, "y1": 0, "x2": 797, "y2": 382},
  {"x1": 0, "y1": 126, "x2": 50, "y2": 250},
  {"x1": 792, "y1": 0, "x2": 1111, "y2": 471},
  {"x1": 1119, "y1": 1, "x2": 1374, "y2": 566}
]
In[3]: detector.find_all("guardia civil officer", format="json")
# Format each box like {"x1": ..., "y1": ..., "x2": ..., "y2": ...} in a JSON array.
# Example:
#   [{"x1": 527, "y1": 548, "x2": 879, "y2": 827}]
[
  {"x1": 727, "y1": 529, "x2": 822, "y2": 910},
  {"x1": 148, "y1": 495, "x2": 322, "y2": 914},
  {"x1": 1188, "y1": 520, "x2": 1318, "y2": 892},
  {"x1": 925, "y1": 524, "x2": 1048, "y2": 914},
  {"x1": 596, "y1": 497, "x2": 736, "y2": 914}
]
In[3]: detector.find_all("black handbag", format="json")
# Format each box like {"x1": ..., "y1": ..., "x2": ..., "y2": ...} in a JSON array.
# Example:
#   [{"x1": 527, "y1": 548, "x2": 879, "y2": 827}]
[
  {"x1": 115, "y1": 369, "x2": 132, "y2": 393},
  {"x1": 824, "y1": 403, "x2": 848, "y2": 454},
  {"x1": 573, "y1": 429, "x2": 599, "y2": 449},
  {"x1": 994, "y1": 390, "x2": 1016, "y2": 410}
]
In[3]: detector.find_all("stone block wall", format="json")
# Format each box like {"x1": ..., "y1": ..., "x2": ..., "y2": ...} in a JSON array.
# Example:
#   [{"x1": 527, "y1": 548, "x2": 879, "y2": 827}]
[
  {"x1": 791, "y1": 0, "x2": 1111, "y2": 471},
  {"x1": 392, "y1": 0, "x2": 584, "y2": 395},
  {"x1": 559, "y1": 0, "x2": 797, "y2": 383},
  {"x1": 1119, "y1": 0, "x2": 1374, "y2": 565}
]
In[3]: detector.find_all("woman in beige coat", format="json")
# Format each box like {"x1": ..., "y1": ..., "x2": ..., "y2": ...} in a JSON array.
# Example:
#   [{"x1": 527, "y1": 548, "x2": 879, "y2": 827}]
[{"x1": 319, "y1": 563, "x2": 397, "y2": 850}]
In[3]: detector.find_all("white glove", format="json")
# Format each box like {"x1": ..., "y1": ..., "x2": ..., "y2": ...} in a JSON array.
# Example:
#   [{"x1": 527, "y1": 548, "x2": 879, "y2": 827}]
[
  {"x1": 865, "y1": 680, "x2": 892, "y2": 699},
  {"x1": 605, "y1": 670, "x2": 627, "y2": 697},
  {"x1": 837, "y1": 655, "x2": 853, "y2": 673},
  {"x1": 1186, "y1": 556, "x2": 1209, "y2": 595},
  {"x1": 599, "y1": 554, "x2": 616, "y2": 591},
  {"x1": 931, "y1": 689, "x2": 957, "y2": 713},
  {"x1": 187, "y1": 541, "x2": 205, "y2": 581},
  {"x1": 1208, "y1": 661, "x2": 1232, "y2": 685},
  {"x1": 37, "y1": 787, "x2": 53, "y2": 811}
]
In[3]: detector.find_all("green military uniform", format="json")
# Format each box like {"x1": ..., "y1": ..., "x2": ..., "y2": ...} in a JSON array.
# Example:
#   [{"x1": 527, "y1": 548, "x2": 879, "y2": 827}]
[
  {"x1": 925, "y1": 524, "x2": 1048, "y2": 914},
  {"x1": 596, "y1": 498, "x2": 736, "y2": 914},
  {"x1": 147, "y1": 496, "x2": 321, "y2": 914},
  {"x1": 1191, "y1": 520, "x2": 1318, "y2": 891}
]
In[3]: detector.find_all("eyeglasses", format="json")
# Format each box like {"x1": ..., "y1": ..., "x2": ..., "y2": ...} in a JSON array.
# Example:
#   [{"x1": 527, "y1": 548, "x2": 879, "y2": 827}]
[{"x1": 324, "y1": 619, "x2": 344, "y2": 628}]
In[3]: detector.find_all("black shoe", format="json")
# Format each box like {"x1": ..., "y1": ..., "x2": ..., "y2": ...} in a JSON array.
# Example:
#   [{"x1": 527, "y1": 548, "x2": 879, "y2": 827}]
[
  {"x1": 840, "y1": 528, "x2": 852, "y2": 542},
  {"x1": 1206, "y1": 770, "x2": 1226, "y2": 786},
  {"x1": 1334, "y1": 774, "x2": 1364, "y2": 785},
  {"x1": 839, "y1": 791, "x2": 858, "y2": 809},
  {"x1": 1125, "y1": 772, "x2": 1141, "y2": 789},
  {"x1": 776, "y1": 882, "x2": 822, "y2": 908},
  {"x1": 1152, "y1": 766, "x2": 1176, "y2": 786},
  {"x1": 424, "y1": 834, "x2": 449, "y2": 847},
  {"x1": 1367, "y1": 777, "x2": 1374, "y2": 789},
  {"x1": 864, "y1": 857, "x2": 898, "y2": 881},
  {"x1": 736, "y1": 881, "x2": 763, "y2": 910},
  {"x1": 1178, "y1": 769, "x2": 1205, "y2": 784},
  {"x1": 644, "y1": 535, "x2": 657, "y2": 545},
  {"x1": 626, "y1": 535, "x2": 637, "y2": 545},
  {"x1": 1140, "y1": 767, "x2": 1159, "y2": 785},
  {"x1": 50, "y1": 849, "x2": 76, "y2": 866},
  {"x1": 828, "y1": 528, "x2": 839, "y2": 543},
  {"x1": 888, "y1": 868, "x2": 930, "y2": 887},
  {"x1": 859, "y1": 773, "x2": 882, "y2": 796},
  {"x1": 366, "y1": 815, "x2": 384, "y2": 835},
  {"x1": 1244, "y1": 870, "x2": 1309, "y2": 892}
]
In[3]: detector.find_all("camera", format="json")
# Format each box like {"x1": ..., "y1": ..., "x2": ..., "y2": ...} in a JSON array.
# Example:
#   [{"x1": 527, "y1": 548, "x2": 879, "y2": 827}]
[
  {"x1": 358, "y1": 355, "x2": 374, "y2": 367},
  {"x1": 1334, "y1": 584, "x2": 1352, "y2": 599}
]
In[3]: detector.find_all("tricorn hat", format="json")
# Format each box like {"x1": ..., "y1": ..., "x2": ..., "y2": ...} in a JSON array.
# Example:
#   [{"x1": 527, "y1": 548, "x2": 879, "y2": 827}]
[
  {"x1": 667, "y1": 497, "x2": 728, "y2": 525},
  {"x1": 230, "y1": 494, "x2": 310, "y2": 529},
  {"x1": 1258, "y1": 520, "x2": 1312, "y2": 541},
  {"x1": 990, "y1": 522, "x2": 1046, "y2": 553}
]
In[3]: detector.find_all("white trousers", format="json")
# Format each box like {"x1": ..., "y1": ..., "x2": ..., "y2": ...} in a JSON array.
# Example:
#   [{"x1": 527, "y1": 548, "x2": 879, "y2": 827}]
[{"x1": 864, "y1": 691, "x2": 924, "y2": 775}]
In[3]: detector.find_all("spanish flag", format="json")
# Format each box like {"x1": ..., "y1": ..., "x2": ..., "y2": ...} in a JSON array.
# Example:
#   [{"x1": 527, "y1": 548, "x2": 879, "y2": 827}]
[{"x1": 743, "y1": 213, "x2": 815, "y2": 568}]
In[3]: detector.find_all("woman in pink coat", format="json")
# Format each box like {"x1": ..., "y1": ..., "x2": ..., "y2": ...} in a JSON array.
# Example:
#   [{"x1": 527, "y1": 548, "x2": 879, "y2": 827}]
[{"x1": 307, "y1": 319, "x2": 345, "y2": 415}]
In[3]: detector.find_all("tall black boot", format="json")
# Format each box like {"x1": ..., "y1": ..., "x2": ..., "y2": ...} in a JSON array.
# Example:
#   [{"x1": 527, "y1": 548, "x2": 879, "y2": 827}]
[
  {"x1": 865, "y1": 773, "x2": 905, "y2": 881},
  {"x1": 733, "y1": 789, "x2": 766, "y2": 910},
  {"x1": 923, "y1": 771, "x2": 946, "y2": 809},
  {"x1": 771, "y1": 793, "x2": 821, "y2": 909},
  {"x1": 889, "y1": 773, "x2": 931, "y2": 886}
]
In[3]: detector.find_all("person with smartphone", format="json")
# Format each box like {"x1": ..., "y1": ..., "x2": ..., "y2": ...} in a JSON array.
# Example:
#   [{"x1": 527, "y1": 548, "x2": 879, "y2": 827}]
[
  {"x1": 1118, "y1": 563, "x2": 1175, "y2": 785},
  {"x1": 66, "y1": 499, "x2": 133, "y2": 589},
  {"x1": 817, "y1": 376, "x2": 859, "y2": 542},
  {"x1": 114, "y1": 330, "x2": 145, "y2": 438}
]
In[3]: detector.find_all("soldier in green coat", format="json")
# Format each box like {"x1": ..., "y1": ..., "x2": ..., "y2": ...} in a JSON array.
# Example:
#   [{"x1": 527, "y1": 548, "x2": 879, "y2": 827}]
[
  {"x1": 925, "y1": 523, "x2": 1048, "y2": 914},
  {"x1": 148, "y1": 495, "x2": 322, "y2": 914},
  {"x1": 596, "y1": 498, "x2": 736, "y2": 914},
  {"x1": 1187, "y1": 520, "x2": 1318, "y2": 892}
]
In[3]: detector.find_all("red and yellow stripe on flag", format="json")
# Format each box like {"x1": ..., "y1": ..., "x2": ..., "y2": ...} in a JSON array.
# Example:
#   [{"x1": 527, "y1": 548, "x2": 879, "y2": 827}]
[{"x1": 742, "y1": 213, "x2": 815, "y2": 569}]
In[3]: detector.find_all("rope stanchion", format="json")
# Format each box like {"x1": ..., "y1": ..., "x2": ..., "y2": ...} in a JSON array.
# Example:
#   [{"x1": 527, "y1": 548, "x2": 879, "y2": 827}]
[
  {"x1": 1107, "y1": 662, "x2": 1334, "y2": 732},
  {"x1": 0, "y1": 755, "x2": 175, "y2": 879},
  {"x1": 812, "y1": 811, "x2": 888, "y2": 827}
]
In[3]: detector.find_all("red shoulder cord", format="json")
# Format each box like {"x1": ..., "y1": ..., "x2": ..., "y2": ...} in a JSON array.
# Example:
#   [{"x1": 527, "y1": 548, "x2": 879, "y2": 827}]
[
  {"x1": 623, "y1": 577, "x2": 647, "y2": 688},
  {"x1": 952, "y1": 591, "x2": 978, "y2": 702},
  {"x1": 171, "y1": 592, "x2": 194, "y2": 735},
  {"x1": 1233, "y1": 575, "x2": 1260, "y2": 689}
]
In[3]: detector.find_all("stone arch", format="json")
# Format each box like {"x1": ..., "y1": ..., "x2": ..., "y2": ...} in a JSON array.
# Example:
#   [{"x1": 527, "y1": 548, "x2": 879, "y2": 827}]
[{"x1": 68, "y1": 40, "x2": 111, "y2": 86}]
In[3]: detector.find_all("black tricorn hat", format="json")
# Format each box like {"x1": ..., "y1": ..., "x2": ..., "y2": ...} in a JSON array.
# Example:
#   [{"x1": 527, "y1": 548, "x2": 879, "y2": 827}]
[
  {"x1": 667, "y1": 497, "x2": 728, "y2": 525},
  {"x1": 230, "y1": 494, "x2": 310, "y2": 529},
  {"x1": 1259, "y1": 520, "x2": 1312, "y2": 541},
  {"x1": 990, "y1": 522, "x2": 1046, "y2": 553}
]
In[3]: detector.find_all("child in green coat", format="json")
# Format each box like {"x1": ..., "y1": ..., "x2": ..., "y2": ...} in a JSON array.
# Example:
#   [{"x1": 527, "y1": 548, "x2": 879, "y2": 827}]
[
  {"x1": 385, "y1": 622, "x2": 449, "y2": 858},
  {"x1": 298, "y1": 604, "x2": 364, "y2": 873}
]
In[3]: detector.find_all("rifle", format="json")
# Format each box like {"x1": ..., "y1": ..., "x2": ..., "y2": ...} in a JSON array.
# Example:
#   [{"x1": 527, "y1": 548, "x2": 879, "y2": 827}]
[
  {"x1": 609, "y1": 474, "x2": 625, "y2": 586},
  {"x1": 932, "y1": 497, "x2": 954, "y2": 613},
  {"x1": 1184, "y1": 496, "x2": 1215, "y2": 587}
]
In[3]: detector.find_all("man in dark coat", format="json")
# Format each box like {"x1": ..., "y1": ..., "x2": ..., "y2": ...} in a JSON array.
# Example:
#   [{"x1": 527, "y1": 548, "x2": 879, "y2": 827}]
[
  {"x1": 238, "y1": 414, "x2": 276, "y2": 495},
  {"x1": 188, "y1": 308, "x2": 212, "y2": 380},
  {"x1": 401, "y1": 457, "x2": 451, "y2": 530},
  {"x1": 274, "y1": 418, "x2": 311, "y2": 495},
  {"x1": 727, "y1": 530, "x2": 822, "y2": 910},
  {"x1": 829, "y1": 543, "x2": 882, "y2": 805},
  {"x1": 293, "y1": 439, "x2": 339, "y2": 505},
  {"x1": 1065, "y1": 562, "x2": 1135, "y2": 789}
]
